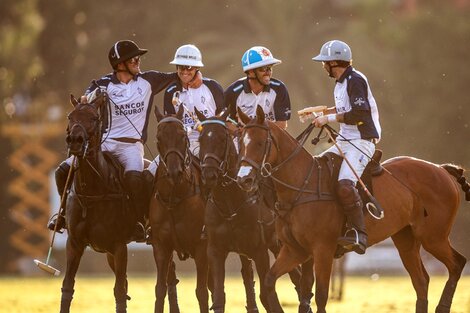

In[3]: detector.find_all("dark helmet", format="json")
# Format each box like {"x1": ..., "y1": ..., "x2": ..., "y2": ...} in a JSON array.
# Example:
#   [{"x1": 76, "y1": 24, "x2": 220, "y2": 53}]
[{"x1": 108, "y1": 40, "x2": 148, "y2": 69}]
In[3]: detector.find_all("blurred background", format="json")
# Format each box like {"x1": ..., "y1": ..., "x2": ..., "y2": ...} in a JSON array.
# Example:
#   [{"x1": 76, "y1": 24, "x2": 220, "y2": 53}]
[{"x1": 0, "y1": 0, "x2": 469, "y2": 275}]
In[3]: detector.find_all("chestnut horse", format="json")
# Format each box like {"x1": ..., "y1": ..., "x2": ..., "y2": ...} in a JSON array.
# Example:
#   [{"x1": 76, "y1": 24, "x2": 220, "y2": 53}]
[
  {"x1": 236, "y1": 105, "x2": 469, "y2": 313},
  {"x1": 61, "y1": 92, "x2": 137, "y2": 313},
  {"x1": 149, "y1": 105, "x2": 211, "y2": 313},
  {"x1": 194, "y1": 109, "x2": 308, "y2": 313}
]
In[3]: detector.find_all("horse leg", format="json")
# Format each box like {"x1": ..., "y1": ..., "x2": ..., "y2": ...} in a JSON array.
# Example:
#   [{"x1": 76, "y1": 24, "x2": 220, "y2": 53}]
[
  {"x1": 268, "y1": 243, "x2": 304, "y2": 303},
  {"x1": 252, "y1": 250, "x2": 273, "y2": 312},
  {"x1": 265, "y1": 245, "x2": 306, "y2": 313},
  {"x1": 299, "y1": 259, "x2": 314, "y2": 313},
  {"x1": 420, "y1": 234, "x2": 467, "y2": 313},
  {"x1": 194, "y1": 244, "x2": 210, "y2": 313},
  {"x1": 110, "y1": 245, "x2": 129, "y2": 313},
  {"x1": 152, "y1": 244, "x2": 172, "y2": 313},
  {"x1": 312, "y1": 247, "x2": 335, "y2": 313},
  {"x1": 391, "y1": 226, "x2": 430, "y2": 313},
  {"x1": 60, "y1": 239, "x2": 85, "y2": 313},
  {"x1": 207, "y1": 244, "x2": 227, "y2": 313},
  {"x1": 239, "y1": 255, "x2": 259, "y2": 312},
  {"x1": 167, "y1": 260, "x2": 181, "y2": 313}
]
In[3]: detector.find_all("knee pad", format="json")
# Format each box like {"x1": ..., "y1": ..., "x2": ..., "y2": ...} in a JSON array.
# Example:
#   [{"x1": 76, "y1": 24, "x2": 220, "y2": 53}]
[
  {"x1": 336, "y1": 179, "x2": 361, "y2": 207},
  {"x1": 55, "y1": 161, "x2": 71, "y2": 195}
]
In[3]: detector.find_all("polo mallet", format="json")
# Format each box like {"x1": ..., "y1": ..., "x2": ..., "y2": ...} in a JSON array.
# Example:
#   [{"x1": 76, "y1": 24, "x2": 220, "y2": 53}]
[
  {"x1": 323, "y1": 125, "x2": 384, "y2": 220},
  {"x1": 34, "y1": 156, "x2": 76, "y2": 276}
]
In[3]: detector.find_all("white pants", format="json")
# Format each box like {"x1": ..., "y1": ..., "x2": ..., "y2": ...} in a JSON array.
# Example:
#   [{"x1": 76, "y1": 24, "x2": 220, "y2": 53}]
[
  {"x1": 65, "y1": 139, "x2": 144, "y2": 173},
  {"x1": 147, "y1": 139, "x2": 199, "y2": 176},
  {"x1": 321, "y1": 139, "x2": 375, "y2": 183}
]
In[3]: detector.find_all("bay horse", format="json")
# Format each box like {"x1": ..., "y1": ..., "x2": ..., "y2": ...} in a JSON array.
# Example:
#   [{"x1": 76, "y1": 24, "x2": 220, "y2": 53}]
[
  {"x1": 236, "y1": 105, "x2": 469, "y2": 313},
  {"x1": 61, "y1": 91, "x2": 137, "y2": 313},
  {"x1": 148, "y1": 105, "x2": 210, "y2": 313},
  {"x1": 194, "y1": 108, "x2": 309, "y2": 313}
]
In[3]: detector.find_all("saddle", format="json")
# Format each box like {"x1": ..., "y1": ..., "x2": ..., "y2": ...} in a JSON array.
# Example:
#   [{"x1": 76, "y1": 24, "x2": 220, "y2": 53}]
[
  {"x1": 102, "y1": 151, "x2": 126, "y2": 192},
  {"x1": 319, "y1": 149, "x2": 384, "y2": 209}
]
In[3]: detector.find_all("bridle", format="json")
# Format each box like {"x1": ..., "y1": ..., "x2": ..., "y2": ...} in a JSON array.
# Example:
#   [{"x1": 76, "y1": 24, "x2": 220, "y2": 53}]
[
  {"x1": 199, "y1": 119, "x2": 233, "y2": 179},
  {"x1": 239, "y1": 121, "x2": 319, "y2": 193},
  {"x1": 239, "y1": 122, "x2": 280, "y2": 178},
  {"x1": 157, "y1": 116, "x2": 192, "y2": 172},
  {"x1": 66, "y1": 101, "x2": 103, "y2": 158}
]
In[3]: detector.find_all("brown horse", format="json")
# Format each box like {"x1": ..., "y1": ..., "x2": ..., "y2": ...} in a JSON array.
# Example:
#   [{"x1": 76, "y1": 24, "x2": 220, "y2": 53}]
[
  {"x1": 194, "y1": 109, "x2": 308, "y2": 313},
  {"x1": 236, "y1": 105, "x2": 469, "y2": 313},
  {"x1": 148, "y1": 105, "x2": 210, "y2": 313},
  {"x1": 61, "y1": 92, "x2": 136, "y2": 313}
]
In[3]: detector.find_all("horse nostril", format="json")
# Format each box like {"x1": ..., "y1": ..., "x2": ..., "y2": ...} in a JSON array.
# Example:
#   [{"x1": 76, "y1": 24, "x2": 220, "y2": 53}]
[{"x1": 65, "y1": 136, "x2": 72, "y2": 144}]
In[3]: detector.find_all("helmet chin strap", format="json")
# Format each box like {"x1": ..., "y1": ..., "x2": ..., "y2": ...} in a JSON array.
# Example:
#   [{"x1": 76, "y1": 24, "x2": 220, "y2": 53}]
[{"x1": 326, "y1": 61, "x2": 340, "y2": 78}]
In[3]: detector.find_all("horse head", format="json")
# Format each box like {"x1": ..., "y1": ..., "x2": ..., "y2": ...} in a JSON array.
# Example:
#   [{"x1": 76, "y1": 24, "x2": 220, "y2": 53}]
[
  {"x1": 66, "y1": 91, "x2": 107, "y2": 158},
  {"x1": 195, "y1": 107, "x2": 231, "y2": 189},
  {"x1": 155, "y1": 104, "x2": 189, "y2": 185},
  {"x1": 236, "y1": 105, "x2": 280, "y2": 192}
]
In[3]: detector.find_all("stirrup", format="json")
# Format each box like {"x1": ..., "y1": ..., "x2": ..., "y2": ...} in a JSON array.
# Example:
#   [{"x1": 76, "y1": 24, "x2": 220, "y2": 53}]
[
  {"x1": 145, "y1": 226, "x2": 152, "y2": 245},
  {"x1": 131, "y1": 222, "x2": 146, "y2": 243},
  {"x1": 337, "y1": 228, "x2": 366, "y2": 254},
  {"x1": 47, "y1": 213, "x2": 66, "y2": 233}
]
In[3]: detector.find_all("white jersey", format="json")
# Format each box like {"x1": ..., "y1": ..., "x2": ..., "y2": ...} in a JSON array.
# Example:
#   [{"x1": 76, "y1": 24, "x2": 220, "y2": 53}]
[
  {"x1": 163, "y1": 78, "x2": 224, "y2": 143},
  {"x1": 334, "y1": 67, "x2": 381, "y2": 142},
  {"x1": 86, "y1": 71, "x2": 178, "y2": 143}
]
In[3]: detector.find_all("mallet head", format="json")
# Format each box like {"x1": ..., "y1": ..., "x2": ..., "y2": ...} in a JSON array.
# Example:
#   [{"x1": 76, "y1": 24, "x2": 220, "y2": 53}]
[{"x1": 34, "y1": 259, "x2": 61, "y2": 276}]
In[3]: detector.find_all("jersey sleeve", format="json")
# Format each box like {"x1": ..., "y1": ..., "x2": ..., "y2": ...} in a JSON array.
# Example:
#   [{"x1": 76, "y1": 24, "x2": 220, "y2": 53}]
[
  {"x1": 224, "y1": 84, "x2": 239, "y2": 120},
  {"x1": 343, "y1": 75, "x2": 371, "y2": 125},
  {"x1": 141, "y1": 71, "x2": 179, "y2": 95},
  {"x1": 163, "y1": 85, "x2": 177, "y2": 115},
  {"x1": 84, "y1": 75, "x2": 112, "y2": 95},
  {"x1": 272, "y1": 81, "x2": 291, "y2": 121},
  {"x1": 204, "y1": 79, "x2": 225, "y2": 114}
]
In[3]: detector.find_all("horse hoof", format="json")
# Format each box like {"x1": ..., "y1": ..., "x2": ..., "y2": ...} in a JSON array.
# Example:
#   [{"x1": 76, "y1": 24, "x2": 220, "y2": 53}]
[{"x1": 298, "y1": 304, "x2": 313, "y2": 313}]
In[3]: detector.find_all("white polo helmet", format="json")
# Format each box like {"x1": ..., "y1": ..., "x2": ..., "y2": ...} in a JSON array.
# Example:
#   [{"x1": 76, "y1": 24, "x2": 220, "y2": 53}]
[
  {"x1": 170, "y1": 44, "x2": 204, "y2": 67},
  {"x1": 312, "y1": 40, "x2": 352, "y2": 62},
  {"x1": 241, "y1": 46, "x2": 281, "y2": 72}
]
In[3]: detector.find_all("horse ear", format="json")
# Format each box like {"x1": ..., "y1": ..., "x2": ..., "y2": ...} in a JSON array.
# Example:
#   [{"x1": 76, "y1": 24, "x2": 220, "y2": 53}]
[
  {"x1": 154, "y1": 105, "x2": 164, "y2": 122},
  {"x1": 237, "y1": 107, "x2": 251, "y2": 125},
  {"x1": 194, "y1": 107, "x2": 206, "y2": 122},
  {"x1": 70, "y1": 94, "x2": 79, "y2": 107},
  {"x1": 256, "y1": 105, "x2": 265, "y2": 124},
  {"x1": 176, "y1": 104, "x2": 184, "y2": 120}
]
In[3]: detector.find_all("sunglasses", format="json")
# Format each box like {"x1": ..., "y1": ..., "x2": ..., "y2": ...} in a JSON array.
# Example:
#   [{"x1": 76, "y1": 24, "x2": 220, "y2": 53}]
[
  {"x1": 177, "y1": 65, "x2": 197, "y2": 71},
  {"x1": 256, "y1": 65, "x2": 273, "y2": 73},
  {"x1": 127, "y1": 56, "x2": 141, "y2": 64}
]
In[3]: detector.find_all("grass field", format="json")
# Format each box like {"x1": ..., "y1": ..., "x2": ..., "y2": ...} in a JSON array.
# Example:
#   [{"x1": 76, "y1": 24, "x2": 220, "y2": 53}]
[{"x1": 1, "y1": 275, "x2": 469, "y2": 313}]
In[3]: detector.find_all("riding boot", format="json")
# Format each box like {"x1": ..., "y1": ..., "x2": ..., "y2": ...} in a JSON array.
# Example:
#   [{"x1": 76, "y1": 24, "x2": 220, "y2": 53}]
[
  {"x1": 47, "y1": 162, "x2": 72, "y2": 233},
  {"x1": 336, "y1": 179, "x2": 367, "y2": 255},
  {"x1": 125, "y1": 170, "x2": 148, "y2": 242}
]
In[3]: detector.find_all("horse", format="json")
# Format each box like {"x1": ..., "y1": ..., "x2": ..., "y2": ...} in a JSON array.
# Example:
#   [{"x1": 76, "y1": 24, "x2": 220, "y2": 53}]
[
  {"x1": 235, "y1": 105, "x2": 469, "y2": 313},
  {"x1": 60, "y1": 91, "x2": 137, "y2": 313},
  {"x1": 195, "y1": 109, "x2": 310, "y2": 313},
  {"x1": 148, "y1": 105, "x2": 211, "y2": 313}
]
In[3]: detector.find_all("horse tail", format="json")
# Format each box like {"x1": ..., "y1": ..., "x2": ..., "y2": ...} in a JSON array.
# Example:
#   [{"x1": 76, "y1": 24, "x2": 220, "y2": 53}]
[{"x1": 441, "y1": 163, "x2": 470, "y2": 201}]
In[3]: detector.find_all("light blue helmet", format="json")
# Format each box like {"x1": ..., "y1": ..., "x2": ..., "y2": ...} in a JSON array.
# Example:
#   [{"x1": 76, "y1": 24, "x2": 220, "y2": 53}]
[
  {"x1": 241, "y1": 46, "x2": 281, "y2": 72},
  {"x1": 312, "y1": 40, "x2": 352, "y2": 62}
]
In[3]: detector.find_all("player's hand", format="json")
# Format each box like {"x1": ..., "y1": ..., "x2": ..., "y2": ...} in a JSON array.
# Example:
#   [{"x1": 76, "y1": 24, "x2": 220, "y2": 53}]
[{"x1": 313, "y1": 115, "x2": 328, "y2": 128}]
